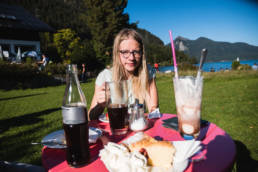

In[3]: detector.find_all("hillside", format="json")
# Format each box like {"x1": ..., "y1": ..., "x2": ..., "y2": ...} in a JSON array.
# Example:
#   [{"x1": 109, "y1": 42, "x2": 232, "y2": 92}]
[
  {"x1": 173, "y1": 37, "x2": 258, "y2": 62},
  {"x1": 129, "y1": 29, "x2": 258, "y2": 62},
  {"x1": 137, "y1": 28, "x2": 164, "y2": 46}
]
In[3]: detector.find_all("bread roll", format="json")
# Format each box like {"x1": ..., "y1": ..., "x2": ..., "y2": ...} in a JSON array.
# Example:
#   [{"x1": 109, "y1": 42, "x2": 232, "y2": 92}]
[{"x1": 129, "y1": 134, "x2": 175, "y2": 168}]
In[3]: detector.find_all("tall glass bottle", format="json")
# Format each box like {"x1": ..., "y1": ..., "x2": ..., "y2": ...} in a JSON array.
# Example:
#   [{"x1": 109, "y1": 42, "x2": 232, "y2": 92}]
[{"x1": 62, "y1": 64, "x2": 90, "y2": 167}]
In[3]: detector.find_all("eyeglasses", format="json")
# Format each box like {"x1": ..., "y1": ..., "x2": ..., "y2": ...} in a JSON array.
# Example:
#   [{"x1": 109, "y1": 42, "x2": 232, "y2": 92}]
[{"x1": 119, "y1": 50, "x2": 142, "y2": 59}]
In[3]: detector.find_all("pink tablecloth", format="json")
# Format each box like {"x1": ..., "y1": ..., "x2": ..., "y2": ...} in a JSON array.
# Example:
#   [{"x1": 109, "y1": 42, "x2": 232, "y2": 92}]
[{"x1": 42, "y1": 114, "x2": 236, "y2": 172}]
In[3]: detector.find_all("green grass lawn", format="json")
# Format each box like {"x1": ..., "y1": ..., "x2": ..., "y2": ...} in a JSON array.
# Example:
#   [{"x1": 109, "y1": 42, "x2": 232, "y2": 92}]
[{"x1": 0, "y1": 70, "x2": 258, "y2": 171}]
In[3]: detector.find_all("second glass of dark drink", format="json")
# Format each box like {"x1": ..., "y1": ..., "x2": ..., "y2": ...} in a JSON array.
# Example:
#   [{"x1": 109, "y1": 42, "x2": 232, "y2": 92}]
[{"x1": 105, "y1": 81, "x2": 129, "y2": 135}]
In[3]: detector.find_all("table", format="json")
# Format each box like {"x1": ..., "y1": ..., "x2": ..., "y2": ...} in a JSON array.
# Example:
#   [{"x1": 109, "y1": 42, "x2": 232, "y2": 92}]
[{"x1": 42, "y1": 114, "x2": 236, "y2": 172}]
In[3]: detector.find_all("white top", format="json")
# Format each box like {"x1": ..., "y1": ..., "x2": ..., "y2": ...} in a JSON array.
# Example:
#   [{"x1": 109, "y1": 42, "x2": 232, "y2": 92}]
[
  {"x1": 252, "y1": 64, "x2": 258, "y2": 70},
  {"x1": 95, "y1": 65, "x2": 156, "y2": 104},
  {"x1": 42, "y1": 57, "x2": 48, "y2": 66}
]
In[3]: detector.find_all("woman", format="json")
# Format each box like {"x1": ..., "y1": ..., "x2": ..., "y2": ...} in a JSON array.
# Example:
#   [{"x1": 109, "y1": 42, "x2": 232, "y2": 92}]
[{"x1": 88, "y1": 28, "x2": 158, "y2": 120}]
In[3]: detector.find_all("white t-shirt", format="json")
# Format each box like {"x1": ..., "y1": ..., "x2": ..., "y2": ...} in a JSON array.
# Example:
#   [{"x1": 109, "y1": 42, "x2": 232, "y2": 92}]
[
  {"x1": 42, "y1": 57, "x2": 48, "y2": 66},
  {"x1": 252, "y1": 64, "x2": 258, "y2": 70},
  {"x1": 95, "y1": 65, "x2": 156, "y2": 104}
]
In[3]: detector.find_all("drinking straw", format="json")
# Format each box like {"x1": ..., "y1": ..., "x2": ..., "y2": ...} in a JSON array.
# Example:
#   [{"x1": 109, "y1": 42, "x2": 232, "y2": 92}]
[{"x1": 169, "y1": 30, "x2": 178, "y2": 79}]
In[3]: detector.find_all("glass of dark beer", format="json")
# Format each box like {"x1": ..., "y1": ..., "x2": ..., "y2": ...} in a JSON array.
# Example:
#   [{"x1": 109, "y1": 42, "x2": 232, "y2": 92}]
[{"x1": 105, "y1": 81, "x2": 129, "y2": 135}]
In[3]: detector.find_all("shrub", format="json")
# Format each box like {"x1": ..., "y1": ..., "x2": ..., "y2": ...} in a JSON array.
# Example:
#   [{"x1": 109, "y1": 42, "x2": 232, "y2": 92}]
[
  {"x1": 0, "y1": 62, "x2": 62, "y2": 90},
  {"x1": 232, "y1": 61, "x2": 240, "y2": 70},
  {"x1": 25, "y1": 57, "x2": 34, "y2": 64},
  {"x1": 44, "y1": 63, "x2": 66, "y2": 76},
  {"x1": 237, "y1": 64, "x2": 252, "y2": 70},
  {"x1": 177, "y1": 62, "x2": 198, "y2": 71},
  {"x1": 159, "y1": 60, "x2": 172, "y2": 66}
]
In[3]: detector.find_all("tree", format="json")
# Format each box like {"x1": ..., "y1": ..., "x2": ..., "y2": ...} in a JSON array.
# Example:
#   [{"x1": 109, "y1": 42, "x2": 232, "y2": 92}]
[
  {"x1": 70, "y1": 39, "x2": 104, "y2": 71},
  {"x1": 145, "y1": 44, "x2": 169, "y2": 64},
  {"x1": 53, "y1": 29, "x2": 80, "y2": 63},
  {"x1": 7, "y1": 0, "x2": 89, "y2": 34},
  {"x1": 189, "y1": 56, "x2": 198, "y2": 64},
  {"x1": 82, "y1": 0, "x2": 135, "y2": 65},
  {"x1": 232, "y1": 60, "x2": 240, "y2": 70}
]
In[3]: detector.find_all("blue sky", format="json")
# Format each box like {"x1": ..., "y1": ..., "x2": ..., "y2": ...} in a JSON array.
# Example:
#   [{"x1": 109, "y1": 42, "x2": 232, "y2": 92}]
[{"x1": 125, "y1": 0, "x2": 258, "y2": 46}]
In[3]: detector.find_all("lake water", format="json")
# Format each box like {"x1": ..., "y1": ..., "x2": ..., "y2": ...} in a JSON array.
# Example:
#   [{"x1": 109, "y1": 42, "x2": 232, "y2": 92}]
[{"x1": 158, "y1": 59, "x2": 258, "y2": 73}]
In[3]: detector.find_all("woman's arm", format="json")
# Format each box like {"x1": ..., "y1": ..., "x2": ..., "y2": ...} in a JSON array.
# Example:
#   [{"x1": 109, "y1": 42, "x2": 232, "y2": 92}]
[
  {"x1": 88, "y1": 83, "x2": 106, "y2": 121},
  {"x1": 148, "y1": 78, "x2": 159, "y2": 112}
]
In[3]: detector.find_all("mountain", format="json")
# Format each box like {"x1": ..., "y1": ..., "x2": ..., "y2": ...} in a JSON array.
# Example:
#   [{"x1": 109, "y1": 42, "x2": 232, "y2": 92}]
[
  {"x1": 134, "y1": 29, "x2": 258, "y2": 63},
  {"x1": 173, "y1": 37, "x2": 258, "y2": 62},
  {"x1": 137, "y1": 28, "x2": 164, "y2": 46}
]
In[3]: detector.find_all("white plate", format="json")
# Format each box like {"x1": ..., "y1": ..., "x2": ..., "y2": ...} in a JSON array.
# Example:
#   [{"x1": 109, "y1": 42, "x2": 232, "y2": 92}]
[
  {"x1": 42, "y1": 130, "x2": 66, "y2": 149},
  {"x1": 99, "y1": 113, "x2": 109, "y2": 123},
  {"x1": 121, "y1": 132, "x2": 202, "y2": 172},
  {"x1": 42, "y1": 127, "x2": 102, "y2": 149}
]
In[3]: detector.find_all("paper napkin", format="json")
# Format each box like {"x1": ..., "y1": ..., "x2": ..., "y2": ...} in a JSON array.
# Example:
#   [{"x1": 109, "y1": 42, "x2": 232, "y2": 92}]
[
  {"x1": 148, "y1": 108, "x2": 162, "y2": 119},
  {"x1": 172, "y1": 140, "x2": 202, "y2": 172}
]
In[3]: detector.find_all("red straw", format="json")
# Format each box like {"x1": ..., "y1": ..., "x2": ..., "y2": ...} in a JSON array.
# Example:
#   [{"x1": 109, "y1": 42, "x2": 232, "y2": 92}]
[{"x1": 169, "y1": 30, "x2": 178, "y2": 78}]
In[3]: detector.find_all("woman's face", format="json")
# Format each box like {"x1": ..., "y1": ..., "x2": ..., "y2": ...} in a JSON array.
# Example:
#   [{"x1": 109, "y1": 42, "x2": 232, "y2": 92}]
[{"x1": 119, "y1": 38, "x2": 142, "y2": 75}]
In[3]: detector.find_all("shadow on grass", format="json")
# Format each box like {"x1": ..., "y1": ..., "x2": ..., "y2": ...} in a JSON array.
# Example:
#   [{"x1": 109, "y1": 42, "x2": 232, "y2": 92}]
[
  {"x1": 234, "y1": 140, "x2": 258, "y2": 172},
  {"x1": 0, "y1": 124, "x2": 53, "y2": 165},
  {"x1": 0, "y1": 76, "x2": 63, "y2": 91},
  {"x1": 0, "y1": 107, "x2": 61, "y2": 133},
  {"x1": 0, "y1": 92, "x2": 47, "y2": 101},
  {"x1": 0, "y1": 107, "x2": 62, "y2": 165}
]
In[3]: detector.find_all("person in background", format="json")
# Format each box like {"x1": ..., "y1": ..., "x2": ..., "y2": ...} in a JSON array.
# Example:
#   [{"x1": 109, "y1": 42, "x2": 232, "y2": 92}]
[
  {"x1": 252, "y1": 63, "x2": 258, "y2": 70},
  {"x1": 154, "y1": 62, "x2": 159, "y2": 72},
  {"x1": 210, "y1": 67, "x2": 215, "y2": 72},
  {"x1": 81, "y1": 63, "x2": 86, "y2": 82},
  {"x1": 37, "y1": 54, "x2": 48, "y2": 70},
  {"x1": 88, "y1": 28, "x2": 159, "y2": 120}
]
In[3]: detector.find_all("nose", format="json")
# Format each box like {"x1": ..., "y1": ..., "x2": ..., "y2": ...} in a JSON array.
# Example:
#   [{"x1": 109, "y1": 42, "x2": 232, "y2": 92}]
[{"x1": 127, "y1": 52, "x2": 135, "y2": 60}]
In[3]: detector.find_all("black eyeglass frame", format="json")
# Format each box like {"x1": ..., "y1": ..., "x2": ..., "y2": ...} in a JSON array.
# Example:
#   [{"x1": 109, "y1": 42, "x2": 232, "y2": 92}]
[{"x1": 119, "y1": 50, "x2": 142, "y2": 59}]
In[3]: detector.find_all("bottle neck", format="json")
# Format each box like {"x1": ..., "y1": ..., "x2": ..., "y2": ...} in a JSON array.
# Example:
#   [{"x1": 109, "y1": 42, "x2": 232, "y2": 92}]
[{"x1": 63, "y1": 64, "x2": 86, "y2": 106}]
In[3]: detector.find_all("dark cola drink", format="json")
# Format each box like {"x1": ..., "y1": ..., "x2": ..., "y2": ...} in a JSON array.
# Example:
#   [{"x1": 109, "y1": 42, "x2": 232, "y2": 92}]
[
  {"x1": 107, "y1": 104, "x2": 128, "y2": 135},
  {"x1": 62, "y1": 64, "x2": 90, "y2": 167},
  {"x1": 62, "y1": 105, "x2": 90, "y2": 167}
]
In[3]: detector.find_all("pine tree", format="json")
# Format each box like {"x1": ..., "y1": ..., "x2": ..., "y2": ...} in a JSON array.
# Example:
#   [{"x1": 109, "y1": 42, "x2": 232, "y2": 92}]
[{"x1": 82, "y1": 0, "x2": 135, "y2": 64}]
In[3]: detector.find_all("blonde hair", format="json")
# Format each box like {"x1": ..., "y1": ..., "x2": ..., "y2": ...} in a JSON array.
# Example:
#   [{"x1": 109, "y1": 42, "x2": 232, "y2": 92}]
[{"x1": 112, "y1": 28, "x2": 150, "y2": 108}]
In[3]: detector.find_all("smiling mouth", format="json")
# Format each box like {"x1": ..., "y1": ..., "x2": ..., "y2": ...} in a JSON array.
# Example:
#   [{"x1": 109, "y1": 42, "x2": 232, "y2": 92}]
[{"x1": 126, "y1": 62, "x2": 135, "y2": 65}]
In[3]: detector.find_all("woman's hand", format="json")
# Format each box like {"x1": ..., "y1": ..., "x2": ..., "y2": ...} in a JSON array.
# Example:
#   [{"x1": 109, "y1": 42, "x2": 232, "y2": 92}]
[
  {"x1": 95, "y1": 83, "x2": 106, "y2": 107},
  {"x1": 88, "y1": 83, "x2": 106, "y2": 120},
  {"x1": 148, "y1": 78, "x2": 159, "y2": 112}
]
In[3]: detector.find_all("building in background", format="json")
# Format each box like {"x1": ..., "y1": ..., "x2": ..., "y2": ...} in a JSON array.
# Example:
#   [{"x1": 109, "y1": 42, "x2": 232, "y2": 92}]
[{"x1": 0, "y1": 3, "x2": 55, "y2": 61}]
